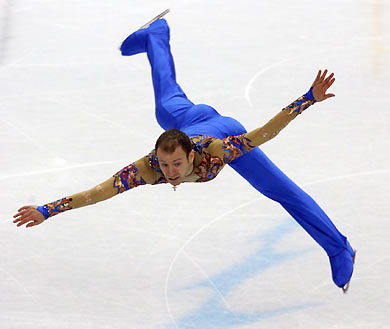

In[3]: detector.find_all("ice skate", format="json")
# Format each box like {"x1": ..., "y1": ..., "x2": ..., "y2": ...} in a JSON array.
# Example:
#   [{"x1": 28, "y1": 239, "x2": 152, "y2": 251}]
[
  {"x1": 138, "y1": 8, "x2": 170, "y2": 30},
  {"x1": 119, "y1": 9, "x2": 170, "y2": 56},
  {"x1": 329, "y1": 242, "x2": 355, "y2": 291},
  {"x1": 341, "y1": 250, "x2": 356, "y2": 294}
]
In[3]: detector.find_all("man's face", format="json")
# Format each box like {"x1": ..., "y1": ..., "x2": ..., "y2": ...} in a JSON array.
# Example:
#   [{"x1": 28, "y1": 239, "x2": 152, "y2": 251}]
[{"x1": 156, "y1": 146, "x2": 194, "y2": 186}]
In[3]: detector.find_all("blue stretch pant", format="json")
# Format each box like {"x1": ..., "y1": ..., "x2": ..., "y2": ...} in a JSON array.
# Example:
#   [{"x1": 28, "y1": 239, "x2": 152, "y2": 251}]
[{"x1": 120, "y1": 19, "x2": 355, "y2": 288}]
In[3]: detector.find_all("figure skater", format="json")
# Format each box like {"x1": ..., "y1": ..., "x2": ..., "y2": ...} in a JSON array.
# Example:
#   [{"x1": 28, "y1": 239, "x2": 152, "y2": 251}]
[{"x1": 13, "y1": 15, "x2": 355, "y2": 292}]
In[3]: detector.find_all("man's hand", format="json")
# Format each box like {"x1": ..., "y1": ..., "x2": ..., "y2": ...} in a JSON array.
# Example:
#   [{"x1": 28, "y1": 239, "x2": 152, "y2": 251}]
[
  {"x1": 13, "y1": 206, "x2": 45, "y2": 228},
  {"x1": 312, "y1": 69, "x2": 335, "y2": 102}
]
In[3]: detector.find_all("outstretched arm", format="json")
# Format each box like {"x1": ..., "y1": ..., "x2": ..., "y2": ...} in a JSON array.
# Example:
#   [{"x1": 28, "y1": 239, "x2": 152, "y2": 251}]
[
  {"x1": 244, "y1": 69, "x2": 335, "y2": 147},
  {"x1": 210, "y1": 69, "x2": 336, "y2": 164},
  {"x1": 13, "y1": 155, "x2": 159, "y2": 228},
  {"x1": 13, "y1": 177, "x2": 117, "y2": 228}
]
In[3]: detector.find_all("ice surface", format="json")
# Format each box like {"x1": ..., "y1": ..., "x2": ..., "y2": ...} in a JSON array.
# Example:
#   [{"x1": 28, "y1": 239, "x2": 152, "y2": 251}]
[{"x1": 1, "y1": 0, "x2": 389, "y2": 328}]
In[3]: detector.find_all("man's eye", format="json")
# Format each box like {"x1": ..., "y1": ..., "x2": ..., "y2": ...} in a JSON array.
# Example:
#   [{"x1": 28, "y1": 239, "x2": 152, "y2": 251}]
[
  {"x1": 174, "y1": 163, "x2": 182, "y2": 167},
  {"x1": 161, "y1": 164, "x2": 168, "y2": 168}
]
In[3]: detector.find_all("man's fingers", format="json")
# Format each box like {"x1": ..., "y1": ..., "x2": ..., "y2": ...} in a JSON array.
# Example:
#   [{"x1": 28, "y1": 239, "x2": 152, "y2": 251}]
[
  {"x1": 312, "y1": 69, "x2": 336, "y2": 102},
  {"x1": 14, "y1": 207, "x2": 32, "y2": 219},
  {"x1": 323, "y1": 75, "x2": 335, "y2": 89},
  {"x1": 14, "y1": 210, "x2": 33, "y2": 225},
  {"x1": 326, "y1": 77, "x2": 335, "y2": 87},
  {"x1": 16, "y1": 216, "x2": 28, "y2": 226},
  {"x1": 314, "y1": 70, "x2": 321, "y2": 83},
  {"x1": 324, "y1": 72, "x2": 334, "y2": 84},
  {"x1": 13, "y1": 209, "x2": 30, "y2": 218},
  {"x1": 314, "y1": 69, "x2": 335, "y2": 88},
  {"x1": 18, "y1": 205, "x2": 32, "y2": 212},
  {"x1": 13, "y1": 212, "x2": 27, "y2": 222},
  {"x1": 14, "y1": 210, "x2": 26, "y2": 218},
  {"x1": 16, "y1": 217, "x2": 33, "y2": 227},
  {"x1": 320, "y1": 69, "x2": 328, "y2": 82},
  {"x1": 324, "y1": 93, "x2": 336, "y2": 99}
]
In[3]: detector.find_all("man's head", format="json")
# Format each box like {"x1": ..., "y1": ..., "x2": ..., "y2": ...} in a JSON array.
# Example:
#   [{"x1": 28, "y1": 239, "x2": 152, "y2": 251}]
[{"x1": 155, "y1": 129, "x2": 195, "y2": 186}]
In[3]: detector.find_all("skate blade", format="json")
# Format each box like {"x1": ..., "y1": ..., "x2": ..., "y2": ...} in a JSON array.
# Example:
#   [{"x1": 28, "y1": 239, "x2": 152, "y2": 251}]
[
  {"x1": 118, "y1": 9, "x2": 170, "y2": 51},
  {"x1": 342, "y1": 249, "x2": 357, "y2": 294},
  {"x1": 139, "y1": 8, "x2": 170, "y2": 30}
]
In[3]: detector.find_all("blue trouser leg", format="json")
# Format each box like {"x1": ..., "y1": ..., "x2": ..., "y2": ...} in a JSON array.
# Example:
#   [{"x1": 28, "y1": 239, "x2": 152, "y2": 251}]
[
  {"x1": 228, "y1": 148, "x2": 355, "y2": 287},
  {"x1": 122, "y1": 19, "x2": 354, "y2": 288},
  {"x1": 121, "y1": 19, "x2": 198, "y2": 129},
  {"x1": 145, "y1": 23, "x2": 195, "y2": 130},
  {"x1": 121, "y1": 18, "x2": 222, "y2": 132},
  {"x1": 122, "y1": 18, "x2": 220, "y2": 130}
]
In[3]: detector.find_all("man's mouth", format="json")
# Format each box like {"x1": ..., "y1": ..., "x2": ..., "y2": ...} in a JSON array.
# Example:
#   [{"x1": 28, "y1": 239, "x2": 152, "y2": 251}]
[{"x1": 168, "y1": 176, "x2": 179, "y2": 182}]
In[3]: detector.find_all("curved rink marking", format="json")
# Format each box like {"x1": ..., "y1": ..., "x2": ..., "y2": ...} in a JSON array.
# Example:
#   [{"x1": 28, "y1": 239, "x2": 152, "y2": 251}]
[{"x1": 164, "y1": 168, "x2": 390, "y2": 329}]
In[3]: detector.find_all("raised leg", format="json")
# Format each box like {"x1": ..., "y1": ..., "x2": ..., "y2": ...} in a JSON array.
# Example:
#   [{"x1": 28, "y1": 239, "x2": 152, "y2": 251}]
[
  {"x1": 229, "y1": 147, "x2": 355, "y2": 288},
  {"x1": 121, "y1": 19, "x2": 196, "y2": 130}
]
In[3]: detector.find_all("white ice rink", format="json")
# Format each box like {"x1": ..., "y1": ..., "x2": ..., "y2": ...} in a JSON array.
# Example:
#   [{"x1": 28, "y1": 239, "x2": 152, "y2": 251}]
[{"x1": 1, "y1": 0, "x2": 390, "y2": 328}]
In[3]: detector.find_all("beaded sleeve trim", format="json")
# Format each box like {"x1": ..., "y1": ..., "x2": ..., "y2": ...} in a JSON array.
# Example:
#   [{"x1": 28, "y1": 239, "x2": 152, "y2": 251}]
[
  {"x1": 113, "y1": 163, "x2": 146, "y2": 193},
  {"x1": 284, "y1": 87, "x2": 316, "y2": 114},
  {"x1": 222, "y1": 134, "x2": 255, "y2": 163},
  {"x1": 148, "y1": 150, "x2": 162, "y2": 173},
  {"x1": 37, "y1": 197, "x2": 73, "y2": 219},
  {"x1": 192, "y1": 135, "x2": 216, "y2": 154}
]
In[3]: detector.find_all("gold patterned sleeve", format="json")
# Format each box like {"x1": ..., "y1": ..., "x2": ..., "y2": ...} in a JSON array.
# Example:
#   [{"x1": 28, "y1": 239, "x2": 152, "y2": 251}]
[
  {"x1": 242, "y1": 89, "x2": 317, "y2": 149},
  {"x1": 205, "y1": 92, "x2": 316, "y2": 164},
  {"x1": 241, "y1": 109, "x2": 300, "y2": 150},
  {"x1": 37, "y1": 155, "x2": 160, "y2": 220}
]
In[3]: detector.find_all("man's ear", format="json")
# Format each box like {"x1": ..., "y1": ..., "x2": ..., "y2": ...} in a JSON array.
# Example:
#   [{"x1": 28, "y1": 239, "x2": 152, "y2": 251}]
[{"x1": 189, "y1": 150, "x2": 195, "y2": 163}]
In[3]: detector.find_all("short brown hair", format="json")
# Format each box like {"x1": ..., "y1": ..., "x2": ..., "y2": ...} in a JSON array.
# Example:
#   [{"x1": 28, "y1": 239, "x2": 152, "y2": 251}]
[{"x1": 155, "y1": 129, "x2": 193, "y2": 158}]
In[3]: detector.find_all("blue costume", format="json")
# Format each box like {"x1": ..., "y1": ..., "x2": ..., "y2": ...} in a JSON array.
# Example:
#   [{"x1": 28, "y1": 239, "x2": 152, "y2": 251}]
[{"x1": 120, "y1": 18, "x2": 355, "y2": 289}]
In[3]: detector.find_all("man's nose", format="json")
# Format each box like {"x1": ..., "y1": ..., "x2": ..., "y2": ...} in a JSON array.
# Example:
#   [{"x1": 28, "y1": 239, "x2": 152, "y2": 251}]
[{"x1": 167, "y1": 166, "x2": 176, "y2": 176}]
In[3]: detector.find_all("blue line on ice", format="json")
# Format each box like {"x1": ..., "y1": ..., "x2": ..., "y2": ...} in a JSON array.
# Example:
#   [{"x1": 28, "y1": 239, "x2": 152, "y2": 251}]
[{"x1": 162, "y1": 218, "x2": 318, "y2": 329}]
